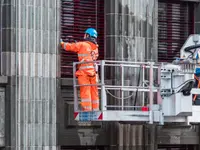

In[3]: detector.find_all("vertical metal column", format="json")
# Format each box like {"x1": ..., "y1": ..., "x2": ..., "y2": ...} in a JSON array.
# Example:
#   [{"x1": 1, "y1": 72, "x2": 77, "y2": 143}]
[
  {"x1": 157, "y1": 65, "x2": 164, "y2": 125},
  {"x1": 10, "y1": 0, "x2": 60, "y2": 149},
  {"x1": 149, "y1": 62, "x2": 154, "y2": 124},
  {"x1": 121, "y1": 65, "x2": 124, "y2": 110},
  {"x1": 73, "y1": 63, "x2": 78, "y2": 112},
  {"x1": 142, "y1": 65, "x2": 145, "y2": 106},
  {"x1": 101, "y1": 60, "x2": 106, "y2": 111}
]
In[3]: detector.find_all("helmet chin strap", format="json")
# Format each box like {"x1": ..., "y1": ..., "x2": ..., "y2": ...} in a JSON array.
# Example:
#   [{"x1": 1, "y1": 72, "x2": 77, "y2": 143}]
[
  {"x1": 83, "y1": 33, "x2": 88, "y2": 39},
  {"x1": 84, "y1": 37, "x2": 97, "y2": 44}
]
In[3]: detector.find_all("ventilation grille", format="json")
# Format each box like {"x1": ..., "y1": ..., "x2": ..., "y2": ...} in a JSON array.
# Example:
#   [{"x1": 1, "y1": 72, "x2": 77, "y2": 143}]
[
  {"x1": 61, "y1": 0, "x2": 104, "y2": 77},
  {"x1": 158, "y1": 0, "x2": 194, "y2": 62}
]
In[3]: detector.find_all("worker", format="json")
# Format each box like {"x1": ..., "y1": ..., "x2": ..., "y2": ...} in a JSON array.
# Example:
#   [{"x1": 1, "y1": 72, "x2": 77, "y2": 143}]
[{"x1": 60, "y1": 28, "x2": 99, "y2": 111}]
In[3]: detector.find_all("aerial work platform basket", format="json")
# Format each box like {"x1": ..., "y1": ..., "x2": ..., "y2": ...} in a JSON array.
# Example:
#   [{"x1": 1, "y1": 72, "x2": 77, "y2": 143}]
[{"x1": 73, "y1": 60, "x2": 200, "y2": 125}]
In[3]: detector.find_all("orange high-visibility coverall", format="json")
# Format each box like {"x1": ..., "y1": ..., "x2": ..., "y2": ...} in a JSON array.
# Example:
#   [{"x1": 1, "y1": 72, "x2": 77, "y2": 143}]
[{"x1": 61, "y1": 41, "x2": 99, "y2": 111}]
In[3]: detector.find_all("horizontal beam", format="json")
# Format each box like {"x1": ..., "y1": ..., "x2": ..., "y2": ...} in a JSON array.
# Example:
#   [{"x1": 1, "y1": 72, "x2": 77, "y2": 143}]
[
  {"x1": 75, "y1": 106, "x2": 200, "y2": 124},
  {"x1": 191, "y1": 88, "x2": 200, "y2": 94}
]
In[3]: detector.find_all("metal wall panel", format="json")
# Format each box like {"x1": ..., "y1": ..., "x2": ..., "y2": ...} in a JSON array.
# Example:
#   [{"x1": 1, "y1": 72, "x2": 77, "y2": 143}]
[
  {"x1": 1, "y1": 0, "x2": 60, "y2": 149},
  {"x1": 158, "y1": 0, "x2": 194, "y2": 62},
  {"x1": 60, "y1": 0, "x2": 104, "y2": 78}
]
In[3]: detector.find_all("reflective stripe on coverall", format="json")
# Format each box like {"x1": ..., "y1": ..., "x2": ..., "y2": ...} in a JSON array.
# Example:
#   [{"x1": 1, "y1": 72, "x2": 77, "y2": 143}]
[{"x1": 62, "y1": 41, "x2": 99, "y2": 111}]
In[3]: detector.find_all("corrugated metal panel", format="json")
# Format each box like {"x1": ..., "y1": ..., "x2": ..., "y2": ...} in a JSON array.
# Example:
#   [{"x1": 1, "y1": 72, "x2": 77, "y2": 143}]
[
  {"x1": 61, "y1": 0, "x2": 104, "y2": 78},
  {"x1": 158, "y1": 0, "x2": 194, "y2": 62}
]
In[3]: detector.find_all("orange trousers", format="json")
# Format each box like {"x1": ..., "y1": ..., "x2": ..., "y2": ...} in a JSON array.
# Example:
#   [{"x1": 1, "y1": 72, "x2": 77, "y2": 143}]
[{"x1": 78, "y1": 73, "x2": 99, "y2": 111}]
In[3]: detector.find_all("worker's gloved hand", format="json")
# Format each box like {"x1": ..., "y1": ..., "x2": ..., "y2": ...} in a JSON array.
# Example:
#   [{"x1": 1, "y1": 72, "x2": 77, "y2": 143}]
[
  {"x1": 60, "y1": 39, "x2": 65, "y2": 48},
  {"x1": 60, "y1": 39, "x2": 64, "y2": 44}
]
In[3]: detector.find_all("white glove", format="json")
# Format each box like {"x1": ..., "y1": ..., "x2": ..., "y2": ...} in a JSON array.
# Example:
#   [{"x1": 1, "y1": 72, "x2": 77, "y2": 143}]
[{"x1": 94, "y1": 63, "x2": 98, "y2": 72}]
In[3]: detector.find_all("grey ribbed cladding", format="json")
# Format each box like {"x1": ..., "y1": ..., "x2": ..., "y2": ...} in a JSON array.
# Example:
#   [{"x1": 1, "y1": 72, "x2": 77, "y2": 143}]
[
  {"x1": 2, "y1": 4, "x2": 11, "y2": 28},
  {"x1": 105, "y1": 1, "x2": 157, "y2": 61},
  {"x1": 105, "y1": 0, "x2": 158, "y2": 148},
  {"x1": 105, "y1": 0, "x2": 157, "y2": 87},
  {"x1": 0, "y1": 0, "x2": 60, "y2": 149}
]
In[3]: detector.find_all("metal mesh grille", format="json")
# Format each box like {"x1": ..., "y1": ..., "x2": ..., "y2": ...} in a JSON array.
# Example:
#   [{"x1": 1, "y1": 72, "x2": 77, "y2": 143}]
[
  {"x1": 158, "y1": 0, "x2": 194, "y2": 62},
  {"x1": 61, "y1": 0, "x2": 104, "y2": 77}
]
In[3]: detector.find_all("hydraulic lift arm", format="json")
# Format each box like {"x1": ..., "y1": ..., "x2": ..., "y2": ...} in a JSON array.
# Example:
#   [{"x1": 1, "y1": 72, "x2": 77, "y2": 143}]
[{"x1": 72, "y1": 34, "x2": 200, "y2": 125}]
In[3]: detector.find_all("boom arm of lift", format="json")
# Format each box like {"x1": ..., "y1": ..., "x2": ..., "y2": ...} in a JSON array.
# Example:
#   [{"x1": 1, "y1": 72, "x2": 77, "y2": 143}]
[{"x1": 73, "y1": 34, "x2": 200, "y2": 125}]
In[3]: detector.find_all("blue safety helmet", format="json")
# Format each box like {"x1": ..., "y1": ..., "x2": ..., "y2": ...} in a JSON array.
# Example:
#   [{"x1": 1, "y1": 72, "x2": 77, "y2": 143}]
[{"x1": 85, "y1": 28, "x2": 98, "y2": 38}]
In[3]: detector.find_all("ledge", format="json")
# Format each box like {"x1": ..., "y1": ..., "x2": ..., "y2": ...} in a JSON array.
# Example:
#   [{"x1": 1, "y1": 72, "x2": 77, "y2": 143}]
[{"x1": 0, "y1": 76, "x2": 8, "y2": 84}]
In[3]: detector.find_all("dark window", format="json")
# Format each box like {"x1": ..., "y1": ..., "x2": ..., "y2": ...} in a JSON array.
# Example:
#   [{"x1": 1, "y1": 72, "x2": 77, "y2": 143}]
[
  {"x1": 158, "y1": 0, "x2": 194, "y2": 62},
  {"x1": 61, "y1": 0, "x2": 104, "y2": 77}
]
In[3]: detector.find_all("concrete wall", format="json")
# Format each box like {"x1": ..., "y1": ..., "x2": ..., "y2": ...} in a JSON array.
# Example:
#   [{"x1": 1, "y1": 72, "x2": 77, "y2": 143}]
[
  {"x1": 1, "y1": 0, "x2": 200, "y2": 149},
  {"x1": 0, "y1": 0, "x2": 60, "y2": 149}
]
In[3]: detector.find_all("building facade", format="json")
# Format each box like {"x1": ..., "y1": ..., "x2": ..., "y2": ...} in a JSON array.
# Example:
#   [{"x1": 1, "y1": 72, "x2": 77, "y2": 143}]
[
  {"x1": 0, "y1": 0, "x2": 200, "y2": 150},
  {"x1": 0, "y1": 0, "x2": 60, "y2": 149}
]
